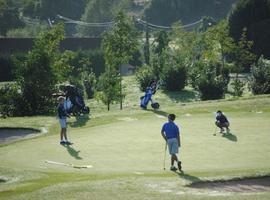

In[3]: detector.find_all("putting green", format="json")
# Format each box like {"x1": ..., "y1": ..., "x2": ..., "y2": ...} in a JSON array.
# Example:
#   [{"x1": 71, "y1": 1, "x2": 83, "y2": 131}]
[{"x1": 1, "y1": 76, "x2": 270, "y2": 199}]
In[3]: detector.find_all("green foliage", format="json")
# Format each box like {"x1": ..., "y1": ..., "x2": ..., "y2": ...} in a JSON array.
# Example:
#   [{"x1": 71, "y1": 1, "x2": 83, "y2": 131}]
[
  {"x1": 22, "y1": 0, "x2": 86, "y2": 20},
  {"x1": 250, "y1": 56, "x2": 270, "y2": 95},
  {"x1": 16, "y1": 24, "x2": 65, "y2": 115},
  {"x1": 231, "y1": 77, "x2": 246, "y2": 97},
  {"x1": 204, "y1": 20, "x2": 235, "y2": 67},
  {"x1": 0, "y1": 55, "x2": 15, "y2": 81},
  {"x1": 77, "y1": 0, "x2": 130, "y2": 37},
  {"x1": 228, "y1": 0, "x2": 270, "y2": 58},
  {"x1": 6, "y1": 23, "x2": 48, "y2": 38},
  {"x1": 153, "y1": 30, "x2": 169, "y2": 56},
  {"x1": 102, "y1": 11, "x2": 139, "y2": 71},
  {"x1": 143, "y1": 27, "x2": 150, "y2": 65},
  {"x1": 0, "y1": 0, "x2": 23, "y2": 36},
  {"x1": 96, "y1": 68, "x2": 122, "y2": 110},
  {"x1": 0, "y1": 83, "x2": 27, "y2": 117},
  {"x1": 102, "y1": 11, "x2": 139, "y2": 109},
  {"x1": 144, "y1": 0, "x2": 236, "y2": 26},
  {"x1": 135, "y1": 65, "x2": 156, "y2": 92},
  {"x1": 161, "y1": 54, "x2": 187, "y2": 91},
  {"x1": 190, "y1": 60, "x2": 230, "y2": 100},
  {"x1": 81, "y1": 70, "x2": 96, "y2": 99},
  {"x1": 231, "y1": 28, "x2": 256, "y2": 72}
]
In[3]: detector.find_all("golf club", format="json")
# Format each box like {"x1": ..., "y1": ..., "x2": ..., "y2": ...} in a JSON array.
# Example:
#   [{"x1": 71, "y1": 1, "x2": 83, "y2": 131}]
[
  {"x1": 213, "y1": 125, "x2": 217, "y2": 136},
  {"x1": 163, "y1": 141, "x2": 167, "y2": 170}
]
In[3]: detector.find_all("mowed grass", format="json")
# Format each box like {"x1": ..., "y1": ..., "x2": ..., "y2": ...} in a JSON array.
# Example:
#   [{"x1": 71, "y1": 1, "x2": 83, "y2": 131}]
[{"x1": 0, "y1": 76, "x2": 270, "y2": 200}]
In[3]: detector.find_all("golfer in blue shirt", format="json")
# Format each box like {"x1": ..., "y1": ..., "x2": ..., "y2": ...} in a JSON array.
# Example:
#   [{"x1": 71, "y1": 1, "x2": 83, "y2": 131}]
[{"x1": 161, "y1": 114, "x2": 182, "y2": 171}]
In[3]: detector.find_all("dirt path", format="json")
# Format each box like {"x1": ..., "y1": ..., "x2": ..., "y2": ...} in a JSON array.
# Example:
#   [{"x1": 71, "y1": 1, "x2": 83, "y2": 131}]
[{"x1": 189, "y1": 176, "x2": 270, "y2": 193}]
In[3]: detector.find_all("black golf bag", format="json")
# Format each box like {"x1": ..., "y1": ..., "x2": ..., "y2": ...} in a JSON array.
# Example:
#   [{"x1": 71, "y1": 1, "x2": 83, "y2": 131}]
[{"x1": 62, "y1": 85, "x2": 90, "y2": 116}]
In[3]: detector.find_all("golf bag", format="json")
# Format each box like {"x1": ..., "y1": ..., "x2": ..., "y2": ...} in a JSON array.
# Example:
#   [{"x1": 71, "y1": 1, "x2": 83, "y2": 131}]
[
  {"x1": 62, "y1": 85, "x2": 90, "y2": 116},
  {"x1": 140, "y1": 81, "x2": 160, "y2": 109}
]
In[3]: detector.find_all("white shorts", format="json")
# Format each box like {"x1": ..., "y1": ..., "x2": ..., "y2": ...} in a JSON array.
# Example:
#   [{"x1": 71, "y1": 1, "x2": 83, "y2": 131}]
[
  {"x1": 167, "y1": 138, "x2": 179, "y2": 155},
  {"x1": 59, "y1": 118, "x2": 67, "y2": 128}
]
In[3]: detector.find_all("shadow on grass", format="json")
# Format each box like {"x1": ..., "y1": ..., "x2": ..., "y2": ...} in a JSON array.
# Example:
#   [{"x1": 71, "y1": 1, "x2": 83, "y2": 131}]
[
  {"x1": 63, "y1": 145, "x2": 82, "y2": 160},
  {"x1": 174, "y1": 171, "x2": 201, "y2": 183},
  {"x1": 145, "y1": 109, "x2": 170, "y2": 117},
  {"x1": 69, "y1": 114, "x2": 90, "y2": 128},
  {"x1": 163, "y1": 90, "x2": 199, "y2": 103},
  {"x1": 222, "y1": 132, "x2": 238, "y2": 142}
]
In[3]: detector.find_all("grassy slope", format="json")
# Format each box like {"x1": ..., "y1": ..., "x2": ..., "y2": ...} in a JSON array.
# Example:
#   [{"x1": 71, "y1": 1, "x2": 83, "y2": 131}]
[{"x1": 0, "y1": 76, "x2": 270, "y2": 200}]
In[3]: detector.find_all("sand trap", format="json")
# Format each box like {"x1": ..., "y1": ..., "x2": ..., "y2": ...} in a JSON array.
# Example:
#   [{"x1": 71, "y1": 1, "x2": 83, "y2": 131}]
[
  {"x1": 0, "y1": 127, "x2": 43, "y2": 144},
  {"x1": 189, "y1": 176, "x2": 270, "y2": 193}
]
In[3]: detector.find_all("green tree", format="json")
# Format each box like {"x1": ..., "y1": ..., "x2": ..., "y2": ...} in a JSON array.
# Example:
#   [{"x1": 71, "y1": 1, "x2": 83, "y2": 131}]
[
  {"x1": 228, "y1": 0, "x2": 270, "y2": 58},
  {"x1": 96, "y1": 68, "x2": 121, "y2": 111},
  {"x1": 16, "y1": 24, "x2": 65, "y2": 115},
  {"x1": 190, "y1": 60, "x2": 230, "y2": 100},
  {"x1": 250, "y1": 56, "x2": 270, "y2": 95},
  {"x1": 231, "y1": 28, "x2": 256, "y2": 96},
  {"x1": 77, "y1": 0, "x2": 130, "y2": 37},
  {"x1": 204, "y1": 20, "x2": 235, "y2": 69},
  {"x1": 102, "y1": 11, "x2": 139, "y2": 109},
  {"x1": 151, "y1": 30, "x2": 170, "y2": 79},
  {"x1": 0, "y1": 0, "x2": 23, "y2": 36},
  {"x1": 144, "y1": 0, "x2": 236, "y2": 26}
]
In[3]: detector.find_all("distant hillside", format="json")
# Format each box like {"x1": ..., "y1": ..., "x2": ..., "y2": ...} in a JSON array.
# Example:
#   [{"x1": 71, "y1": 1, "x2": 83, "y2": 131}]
[{"x1": 143, "y1": 0, "x2": 238, "y2": 26}]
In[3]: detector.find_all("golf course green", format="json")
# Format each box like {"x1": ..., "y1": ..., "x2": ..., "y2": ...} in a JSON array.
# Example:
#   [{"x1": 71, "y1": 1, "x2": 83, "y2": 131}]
[{"x1": 1, "y1": 76, "x2": 270, "y2": 200}]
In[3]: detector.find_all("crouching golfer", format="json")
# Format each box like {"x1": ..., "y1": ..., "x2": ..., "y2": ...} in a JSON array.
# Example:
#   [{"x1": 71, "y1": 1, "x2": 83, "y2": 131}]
[
  {"x1": 215, "y1": 110, "x2": 230, "y2": 134},
  {"x1": 161, "y1": 114, "x2": 182, "y2": 171},
  {"x1": 57, "y1": 96, "x2": 72, "y2": 145}
]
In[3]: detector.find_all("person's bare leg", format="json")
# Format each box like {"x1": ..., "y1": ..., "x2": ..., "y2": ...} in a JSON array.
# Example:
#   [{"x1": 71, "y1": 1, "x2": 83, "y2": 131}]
[
  {"x1": 171, "y1": 154, "x2": 178, "y2": 166},
  {"x1": 63, "y1": 128, "x2": 67, "y2": 141},
  {"x1": 60, "y1": 128, "x2": 64, "y2": 141}
]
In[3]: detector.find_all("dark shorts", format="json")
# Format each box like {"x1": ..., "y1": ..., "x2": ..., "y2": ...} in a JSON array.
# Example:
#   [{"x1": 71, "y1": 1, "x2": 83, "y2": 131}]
[{"x1": 216, "y1": 121, "x2": 229, "y2": 128}]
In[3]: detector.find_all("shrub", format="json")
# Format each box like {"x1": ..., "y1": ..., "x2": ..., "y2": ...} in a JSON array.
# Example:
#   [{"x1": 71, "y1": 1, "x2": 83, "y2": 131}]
[
  {"x1": 135, "y1": 65, "x2": 156, "y2": 92},
  {"x1": 82, "y1": 70, "x2": 96, "y2": 99},
  {"x1": 191, "y1": 60, "x2": 230, "y2": 100},
  {"x1": 250, "y1": 56, "x2": 270, "y2": 94},
  {"x1": 0, "y1": 83, "x2": 27, "y2": 117},
  {"x1": 231, "y1": 77, "x2": 246, "y2": 97},
  {"x1": 161, "y1": 57, "x2": 187, "y2": 91}
]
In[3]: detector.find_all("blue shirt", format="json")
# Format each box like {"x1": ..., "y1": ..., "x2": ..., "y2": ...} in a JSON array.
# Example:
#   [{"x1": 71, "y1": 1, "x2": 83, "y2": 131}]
[{"x1": 161, "y1": 122, "x2": 180, "y2": 139}]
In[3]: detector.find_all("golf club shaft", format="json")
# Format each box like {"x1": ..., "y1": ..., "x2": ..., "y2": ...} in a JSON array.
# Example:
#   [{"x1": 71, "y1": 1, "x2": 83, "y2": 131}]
[{"x1": 163, "y1": 141, "x2": 167, "y2": 170}]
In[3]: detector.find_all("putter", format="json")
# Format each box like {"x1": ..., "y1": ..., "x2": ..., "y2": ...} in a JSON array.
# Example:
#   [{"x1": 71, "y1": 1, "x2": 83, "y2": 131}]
[
  {"x1": 213, "y1": 126, "x2": 217, "y2": 136},
  {"x1": 163, "y1": 142, "x2": 167, "y2": 170}
]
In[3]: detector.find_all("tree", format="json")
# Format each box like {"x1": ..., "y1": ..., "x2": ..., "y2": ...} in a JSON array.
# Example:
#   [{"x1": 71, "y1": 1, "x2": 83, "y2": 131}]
[
  {"x1": 16, "y1": 24, "x2": 65, "y2": 115},
  {"x1": 144, "y1": 24, "x2": 150, "y2": 65},
  {"x1": 228, "y1": 0, "x2": 270, "y2": 58},
  {"x1": 0, "y1": 0, "x2": 23, "y2": 36},
  {"x1": 77, "y1": 0, "x2": 130, "y2": 37},
  {"x1": 230, "y1": 28, "x2": 256, "y2": 96},
  {"x1": 102, "y1": 11, "x2": 139, "y2": 109},
  {"x1": 250, "y1": 56, "x2": 270, "y2": 95},
  {"x1": 190, "y1": 60, "x2": 230, "y2": 100},
  {"x1": 204, "y1": 20, "x2": 235, "y2": 69},
  {"x1": 96, "y1": 68, "x2": 122, "y2": 111},
  {"x1": 151, "y1": 30, "x2": 170, "y2": 79},
  {"x1": 144, "y1": 0, "x2": 237, "y2": 26}
]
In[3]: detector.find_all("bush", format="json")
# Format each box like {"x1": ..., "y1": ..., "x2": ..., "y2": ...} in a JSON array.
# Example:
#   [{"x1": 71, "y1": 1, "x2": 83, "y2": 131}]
[
  {"x1": 82, "y1": 70, "x2": 96, "y2": 99},
  {"x1": 0, "y1": 55, "x2": 14, "y2": 82},
  {"x1": 191, "y1": 60, "x2": 230, "y2": 100},
  {"x1": 0, "y1": 83, "x2": 27, "y2": 117},
  {"x1": 135, "y1": 65, "x2": 156, "y2": 92},
  {"x1": 71, "y1": 49, "x2": 105, "y2": 76},
  {"x1": 161, "y1": 57, "x2": 187, "y2": 91},
  {"x1": 250, "y1": 56, "x2": 270, "y2": 94},
  {"x1": 231, "y1": 77, "x2": 246, "y2": 97}
]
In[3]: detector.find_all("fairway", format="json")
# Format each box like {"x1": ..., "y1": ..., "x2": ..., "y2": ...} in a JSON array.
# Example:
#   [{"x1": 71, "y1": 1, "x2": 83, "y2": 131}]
[{"x1": 1, "y1": 89, "x2": 270, "y2": 199}]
